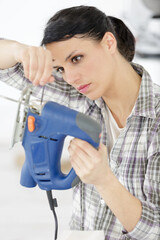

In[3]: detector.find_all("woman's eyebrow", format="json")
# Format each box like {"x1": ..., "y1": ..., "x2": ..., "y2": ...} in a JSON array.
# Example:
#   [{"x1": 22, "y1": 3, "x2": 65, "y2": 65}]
[
  {"x1": 65, "y1": 50, "x2": 78, "y2": 61},
  {"x1": 53, "y1": 65, "x2": 59, "y2": 69},
  {"x1": 52, "y1": 50, "x2": 78, "y2": 64}
]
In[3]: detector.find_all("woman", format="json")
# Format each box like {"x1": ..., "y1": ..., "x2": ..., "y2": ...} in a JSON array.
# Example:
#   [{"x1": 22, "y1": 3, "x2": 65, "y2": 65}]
[{"x1": 0, "y1": 6, "x2": 159, "y2": 240}]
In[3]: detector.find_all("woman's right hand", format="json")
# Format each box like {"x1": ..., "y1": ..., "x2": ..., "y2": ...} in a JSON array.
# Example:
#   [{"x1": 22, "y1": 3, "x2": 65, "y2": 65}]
[{"x1": 14, "y1": 42, "x2": 54, "y2": 86}]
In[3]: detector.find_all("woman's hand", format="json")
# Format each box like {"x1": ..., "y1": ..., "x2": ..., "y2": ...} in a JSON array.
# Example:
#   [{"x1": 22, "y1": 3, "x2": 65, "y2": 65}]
[
  {"x1": 68, "y1": 138, "x2": 111, "y2": 186},
  {"x1": 14, "y1": 42, "x2": 54, "y2": 86},
  {"x1": 69, "y1": 138, "x2": 142, "y2": 233}
]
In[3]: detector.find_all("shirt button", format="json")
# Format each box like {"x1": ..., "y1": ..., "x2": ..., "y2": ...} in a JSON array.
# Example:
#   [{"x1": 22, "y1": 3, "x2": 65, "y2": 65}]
[{"x1": 100, "y1": 199, "x2": 106, "y2": 206}]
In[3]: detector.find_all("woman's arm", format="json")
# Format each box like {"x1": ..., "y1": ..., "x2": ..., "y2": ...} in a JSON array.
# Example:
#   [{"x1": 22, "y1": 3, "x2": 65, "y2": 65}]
[
  {"x1": 0, "y1": 39, "x2": 20, "y2": 69},
  {"x1": 69, "y1": 140, "x2": 141, "y2": 232},
  {"x1": 69, "y1": 139, "x2": 160, "y2": 239},
  {"x1": 0, "y1": 39, "x2": 54, "y2": 85},
  {"x1": 95, "y1": 166, "x2": 142, "y2": 233}
]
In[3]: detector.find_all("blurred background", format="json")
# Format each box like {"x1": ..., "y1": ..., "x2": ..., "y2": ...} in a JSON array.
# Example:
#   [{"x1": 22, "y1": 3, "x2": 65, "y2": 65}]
[{"x1": 0, "y1": 0, "x2": 160, "y2": 239}]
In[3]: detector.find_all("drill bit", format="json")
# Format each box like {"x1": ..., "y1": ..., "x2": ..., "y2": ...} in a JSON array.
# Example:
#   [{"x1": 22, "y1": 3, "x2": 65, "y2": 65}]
[{"x1": 0, "y1": 95, "x2": 19, "y2": 103}]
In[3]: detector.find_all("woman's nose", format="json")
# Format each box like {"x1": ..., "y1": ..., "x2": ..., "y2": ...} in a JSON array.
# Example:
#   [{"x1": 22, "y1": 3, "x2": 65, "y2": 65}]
[{"x1": 63, "y1": 69, "x2": 80, "y2": 85}]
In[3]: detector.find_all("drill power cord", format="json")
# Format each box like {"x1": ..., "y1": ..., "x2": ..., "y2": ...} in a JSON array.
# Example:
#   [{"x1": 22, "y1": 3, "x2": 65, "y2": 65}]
[{"x1": 46, "y1": 190, "x2": 58, "y2": 240}]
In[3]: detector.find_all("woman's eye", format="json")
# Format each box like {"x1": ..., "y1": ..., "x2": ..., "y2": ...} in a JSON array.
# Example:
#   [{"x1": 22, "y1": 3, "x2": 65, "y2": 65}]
[
  {"x1": 72, "y1": 55, "x2": 82, "y2": 63},
  {"x1": 57, "y1": 67, "x2": 64, "y2": 74}
]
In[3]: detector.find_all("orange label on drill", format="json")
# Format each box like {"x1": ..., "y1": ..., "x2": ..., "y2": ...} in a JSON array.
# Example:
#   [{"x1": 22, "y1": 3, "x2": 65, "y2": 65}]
[{"x1": 28, "y1": 116, "x2": 35, "y2": 132}]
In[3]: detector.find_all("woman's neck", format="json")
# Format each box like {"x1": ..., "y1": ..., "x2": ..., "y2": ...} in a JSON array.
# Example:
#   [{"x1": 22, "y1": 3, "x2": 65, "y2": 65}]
[{"x1": 103, "y1": 59, "x2": 141, "y2": 128}]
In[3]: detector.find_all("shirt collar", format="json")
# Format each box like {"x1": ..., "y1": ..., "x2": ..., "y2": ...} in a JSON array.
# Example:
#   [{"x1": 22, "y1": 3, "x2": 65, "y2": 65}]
[
  {"x1": 131, "y1": 63, "x2": 156, "y2": 119},
  {"x1": 95, "y1": 97, "x2": 105, "y2": 109},
  {"x1": 94, "y1": 63, "x2": 156, "y2": 119}
]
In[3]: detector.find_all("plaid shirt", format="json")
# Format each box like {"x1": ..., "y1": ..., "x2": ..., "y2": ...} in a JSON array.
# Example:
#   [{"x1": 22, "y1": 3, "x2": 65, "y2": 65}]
[{"x1": 0, "y1": 63, "x2": 160, "y2": 240}]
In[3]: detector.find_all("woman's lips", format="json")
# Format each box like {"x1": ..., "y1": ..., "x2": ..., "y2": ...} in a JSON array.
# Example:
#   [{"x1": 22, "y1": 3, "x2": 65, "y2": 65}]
[{"x1": 77, "y1": 83, "x2": 91, "y2": 94}]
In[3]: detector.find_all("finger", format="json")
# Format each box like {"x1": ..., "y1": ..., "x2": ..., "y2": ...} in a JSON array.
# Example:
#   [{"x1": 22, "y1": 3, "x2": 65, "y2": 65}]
[
  {"x1": 99, "y1": 142, "x2": 108, "y2": 155},
  {"x1": 68, "y1": 146, "x2": 81, "y2": 171},
  {"x1": 28, "y1": 48, "x2": 38, "y2": 83},
  {"x1": 39, "y1": 50, "x2": 53, "y2": 85},
  {"x1": 17, "y1": 46, "x2": 30, "y2": 79},
  {"x1": 22, "y1": 53, "x2": 30, "y2": 79},
  {"x1": 69, "y1": 154, "x2": 81, "y2": 171},
  {"x1": 68, "y1": 143, "x2": 92, "y2": 169},
  {"x1": 69, "y1": 153, "x2": 89, "y2": 180},
  {"x1": 72, "y1": 138, "x2": 98, "y2": 158},
  {"x1": 48, "y1": 75, "x2": 55, "y2": 83},
  {"x1": 33, "y1": 47, "x2": 45, "y2": 85},
  {"x1": 70, "y1": 157, "x2": 81, "y2": 177}
]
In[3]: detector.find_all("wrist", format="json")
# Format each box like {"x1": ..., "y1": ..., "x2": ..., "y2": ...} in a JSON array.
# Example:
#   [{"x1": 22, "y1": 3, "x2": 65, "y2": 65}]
[
  {"x1": 94, "y1": 168, "x2": 115, "y2": 192},
  {"x1": 13, "y1": 41, "x2": 27, "y2": 63}
]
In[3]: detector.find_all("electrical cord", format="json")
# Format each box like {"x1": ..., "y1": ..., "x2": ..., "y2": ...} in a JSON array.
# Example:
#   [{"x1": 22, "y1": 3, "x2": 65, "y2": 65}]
[{"x1": 46, "y1": 190, "x2": 58, "y2": 240}]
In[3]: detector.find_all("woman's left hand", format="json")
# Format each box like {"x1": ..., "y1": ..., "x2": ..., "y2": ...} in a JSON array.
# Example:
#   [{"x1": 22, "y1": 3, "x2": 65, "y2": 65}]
[{"x1": 68, "y1": 138, "x2": 110, "y2": 186}]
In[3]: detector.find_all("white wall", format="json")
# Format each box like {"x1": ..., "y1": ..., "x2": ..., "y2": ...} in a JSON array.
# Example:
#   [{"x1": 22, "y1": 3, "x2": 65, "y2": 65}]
[{"x1": 0, "y1": 0, "x2": 127, "y2": 45}]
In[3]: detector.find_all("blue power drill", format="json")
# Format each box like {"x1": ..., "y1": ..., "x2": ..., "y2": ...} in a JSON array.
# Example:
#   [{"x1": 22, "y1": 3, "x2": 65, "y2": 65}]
[
  {"x1": 20, "y1": 101, "x2": 101, "y2": 190},
  {"x1": 6, "y1": 86, "x2": 101, "y2": 239}
]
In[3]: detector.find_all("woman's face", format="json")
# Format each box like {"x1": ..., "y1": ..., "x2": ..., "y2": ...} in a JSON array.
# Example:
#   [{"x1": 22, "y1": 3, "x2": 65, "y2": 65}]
[{"x1": 46, "y1": 36, "x2": 115, "y2": 100}]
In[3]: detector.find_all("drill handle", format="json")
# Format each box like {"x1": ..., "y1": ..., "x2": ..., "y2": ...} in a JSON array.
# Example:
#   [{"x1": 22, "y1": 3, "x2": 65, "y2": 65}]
[{"x1": 20, "y1": 160, "x2": 37, "y2": 187}]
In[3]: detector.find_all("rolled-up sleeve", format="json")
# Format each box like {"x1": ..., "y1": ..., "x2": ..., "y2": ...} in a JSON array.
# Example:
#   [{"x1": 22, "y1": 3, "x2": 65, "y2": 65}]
[
  {"x1": 123, "y1": 126, "x2": 160, "y2": 239},
  {"x1": 123, "y1": 200, "x2": 160, "y2": 239},
  {"x1": 0, "y1": 63, "x2": 28, "y2": 90},
  {"x1": 0, "y1": 63, "x2": 84, "y2": 107},
  {"x1": 0, "y1": 63, "x2": 48, "y2": 100}
]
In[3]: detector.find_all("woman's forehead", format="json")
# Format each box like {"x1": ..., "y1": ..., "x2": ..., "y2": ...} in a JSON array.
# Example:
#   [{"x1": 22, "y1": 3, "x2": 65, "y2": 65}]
[{"x1": 46, "y1": 36, "x2": 99, "y2": 49}]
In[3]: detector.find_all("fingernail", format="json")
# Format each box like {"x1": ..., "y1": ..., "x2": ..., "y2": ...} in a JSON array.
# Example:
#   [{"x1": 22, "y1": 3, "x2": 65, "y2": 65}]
[
  {"x1": 40, "y1": 81, "x2": 45, "y2": 86},
  {"x1": 33, "y1": 81, "x2": 37, "y2": 86}
]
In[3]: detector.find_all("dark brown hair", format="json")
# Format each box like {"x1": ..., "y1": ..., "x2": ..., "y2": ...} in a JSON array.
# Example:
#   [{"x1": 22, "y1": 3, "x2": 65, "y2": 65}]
[{"x1": 41, "y1": 6, "x2": 135, "y2": 62}]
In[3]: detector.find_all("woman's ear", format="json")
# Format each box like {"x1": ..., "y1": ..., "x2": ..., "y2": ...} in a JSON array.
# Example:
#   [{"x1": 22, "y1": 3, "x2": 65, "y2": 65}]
[{"x1": 100, "y1": 32, "x2": 117, "y2": 54}]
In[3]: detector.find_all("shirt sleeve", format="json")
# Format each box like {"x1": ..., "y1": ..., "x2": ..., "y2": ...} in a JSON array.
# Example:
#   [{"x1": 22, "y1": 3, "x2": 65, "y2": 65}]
[
  {"x1": 122, "y1": 124, "x2": 160, "y2": 239},
  {"x1": 0, "y1": 63, "x2": 68, "y2": 105},
  {"x1": 123, "y1": 199, "x2": 160, "y2": 239},
  {"x1": 0, "y1": 63, "x2": 29, "y2": 90},
  {"x1": 0, "y1": 63, "x2": 86, "y2": 109}
]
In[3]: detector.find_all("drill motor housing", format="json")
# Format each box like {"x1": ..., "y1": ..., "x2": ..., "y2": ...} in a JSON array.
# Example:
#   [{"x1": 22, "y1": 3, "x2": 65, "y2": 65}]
[{"x1": 21, "y1": 101, "x2": 101, "y2": 190}]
